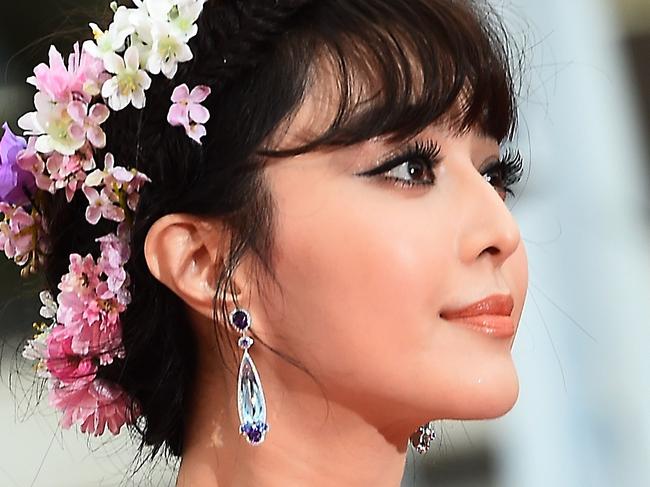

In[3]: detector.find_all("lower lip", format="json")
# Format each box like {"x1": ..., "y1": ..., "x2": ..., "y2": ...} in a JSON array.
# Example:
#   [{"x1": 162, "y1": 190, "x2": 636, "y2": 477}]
[{"x1": 443, "y1": 315, "x2": 515, "y2": 338}]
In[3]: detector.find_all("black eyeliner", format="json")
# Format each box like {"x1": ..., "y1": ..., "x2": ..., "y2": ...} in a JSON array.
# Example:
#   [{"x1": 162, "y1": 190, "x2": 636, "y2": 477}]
[{"x1": 356, "y1": 140, "x2": 442, "y2": 178}]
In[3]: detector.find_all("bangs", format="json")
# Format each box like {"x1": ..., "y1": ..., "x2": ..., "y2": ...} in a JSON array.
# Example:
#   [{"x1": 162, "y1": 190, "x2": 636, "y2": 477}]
[{"x1": 261, "y1": 0, "x2": 518, "y2": 156}]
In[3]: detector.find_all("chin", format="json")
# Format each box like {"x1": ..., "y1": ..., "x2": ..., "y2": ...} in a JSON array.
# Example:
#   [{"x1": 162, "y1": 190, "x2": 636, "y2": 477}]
[
  {"x1": 431, "y1": 360, "x2": 521, "y2": 420},
  {"x1": 459, "y1": 370, "x2": 520, "y2": 420}
]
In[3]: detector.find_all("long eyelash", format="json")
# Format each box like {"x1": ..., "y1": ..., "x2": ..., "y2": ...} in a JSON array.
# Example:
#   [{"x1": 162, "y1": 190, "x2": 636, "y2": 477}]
[
  {"x1": 484, "y1": 150, "x2": 525, "y2": 197},
  {"x1": 360, "y1": 139, "x2": 441, "y2": 187}
]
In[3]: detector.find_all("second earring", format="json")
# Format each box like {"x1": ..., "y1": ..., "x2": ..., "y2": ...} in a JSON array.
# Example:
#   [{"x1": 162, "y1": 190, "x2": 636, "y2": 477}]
[{"x1": 229, "y1": 308, "x2": 269, "y2": 445}]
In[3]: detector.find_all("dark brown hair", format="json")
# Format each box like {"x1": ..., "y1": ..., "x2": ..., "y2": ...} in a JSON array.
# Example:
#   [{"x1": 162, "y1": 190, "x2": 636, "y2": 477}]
[{"x1": 40, "y1": 0, "x2": 520, "y2": 461}]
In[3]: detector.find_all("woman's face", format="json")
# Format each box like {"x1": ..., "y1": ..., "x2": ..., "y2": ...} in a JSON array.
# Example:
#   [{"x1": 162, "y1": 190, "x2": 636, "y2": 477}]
[{"x1": 251, "y1": 101, "x2": 528, "y2": 430}]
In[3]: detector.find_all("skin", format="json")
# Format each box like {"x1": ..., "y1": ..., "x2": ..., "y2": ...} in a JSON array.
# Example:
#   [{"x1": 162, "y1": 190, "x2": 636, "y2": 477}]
[{"x1": 144, "y1": 82, "x2": 529, "y2": 486}]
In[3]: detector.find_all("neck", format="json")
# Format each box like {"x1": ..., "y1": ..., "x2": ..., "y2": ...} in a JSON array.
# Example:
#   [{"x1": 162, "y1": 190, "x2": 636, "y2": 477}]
[{"x1": 175, "y1": 347, "x2": 411, "y2": 487}]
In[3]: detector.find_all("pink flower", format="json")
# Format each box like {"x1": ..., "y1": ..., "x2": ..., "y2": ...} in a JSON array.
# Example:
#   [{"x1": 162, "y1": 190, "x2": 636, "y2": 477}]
[
  {"x1": 56, "y1": 289, "x2": 125, "y2": 365},
  {"x1": 97, "y1": 232, "x2": 130, "y2": 295},
  {"x1": 45, "y1": 325, "x2": 97, "y2": 387},
  {"x1": 29, "y1": 43, "x2": 107, "y2": 104},
  {"x1": 83, "y1": 152, "x2": 150, "y2": 222},
  {"x1": 167, "y1": 83, "x2": 211, "y2": 144},
  {"x1": 57, "y1": 254, "x2": 99, "y2": 304},
  {"x1": 17, "y1": 136, "x2": 95, "y2": 202},
  {"x1": 0, "y1": 203, "x2": 37, "y2": 266},
  {"x1": 83, "y1": 186, "x2": 125, "y2": 224},
  {"x1": 125, "y1": 170, "x2": 151, "y2": 211},
  {"x1": 85, "y1": 152, "x2": 133, "y2": 188},
  {"x1": 56, "y1": 250, "x2": 127, "y2": 363},
  {"x1": 49, "y1": 378, "x2": 140, "y2": 436},
  {"x1": 18, "y1": 43, "x2": 109, "y2": 158},
  {"x1": 46, "y1": 152, "x2": 91, "y2": 202},
  {"x1": 16, "y1": 137, "x2": 47, "y2": 187},
  {"x1": 67, "y1": 102, "x2": 110, "y2": 149}
]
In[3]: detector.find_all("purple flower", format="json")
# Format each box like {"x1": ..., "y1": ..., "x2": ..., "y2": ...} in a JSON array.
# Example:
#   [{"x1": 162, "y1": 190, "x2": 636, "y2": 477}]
[{"x1": 0, "y1": 123, "x2": 36, "y2": 206}]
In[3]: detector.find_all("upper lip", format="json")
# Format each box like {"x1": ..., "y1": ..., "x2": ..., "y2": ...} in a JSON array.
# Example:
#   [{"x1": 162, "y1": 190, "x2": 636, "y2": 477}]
[{"x1": 440, "y1": 294, "x2": 514, "y2": 319}]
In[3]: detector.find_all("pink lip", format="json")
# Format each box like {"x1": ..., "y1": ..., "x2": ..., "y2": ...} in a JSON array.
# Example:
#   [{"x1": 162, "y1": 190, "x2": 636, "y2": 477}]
[{"x1": 440, "y1": 294, "x2": 515, "y2": 338}]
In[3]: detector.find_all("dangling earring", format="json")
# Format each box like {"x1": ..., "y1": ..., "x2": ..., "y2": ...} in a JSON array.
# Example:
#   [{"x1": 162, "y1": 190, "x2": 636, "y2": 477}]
[
  {"x1": 409, "y1": 421, "x2": 436, "y2": 454},
  {"x1": 229, "y1": 308, "x2": 269, "y2": 445}
]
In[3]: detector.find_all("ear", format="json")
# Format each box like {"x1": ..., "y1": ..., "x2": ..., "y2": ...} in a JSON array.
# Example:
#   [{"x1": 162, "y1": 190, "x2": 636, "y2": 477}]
[{"x1": 143, "y1": 214, "x2": 245, "y2": 321}]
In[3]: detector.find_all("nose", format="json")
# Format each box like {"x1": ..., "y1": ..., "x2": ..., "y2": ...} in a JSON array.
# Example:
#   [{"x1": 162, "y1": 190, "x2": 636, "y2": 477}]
[{"x1": 457, "y1": 166, "x2": 522, "y2": 268}]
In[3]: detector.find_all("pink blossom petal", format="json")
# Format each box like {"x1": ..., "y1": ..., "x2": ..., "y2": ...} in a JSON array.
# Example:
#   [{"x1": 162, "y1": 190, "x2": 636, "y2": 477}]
[
  {"x1": 171, "y1": 83, "x2": 190, "y2": 103},
  {"x1": 35, "y1": 173, "x2": 55, "y2": 192},
  {"x1": 87, "y1": 126, "x2": 106, "y2": 149},
  {"x1": 86, "y1": 206, "x2": 102, "y2": 225},
  {"x1": 49, "y1": 378, "x2": 138, "y2": 436},
  {"x1": 127, "y1": 193, "x2": 140, "y2": 211},
  {"x1": 16, "y1": 146, "x2": 45, "y2": 175},
  {"x1": 104, "y1": 204, "x2": 126, "y2": 223},
  {"x1": 189, "y1": 103, "x2": 210, "y2": 124},
  {"x1": 82, "y1": 186, "x2": 99, "y2": 201},
  {"x1": 167, "y1": 103, "x2": 189, "y2": 127},
  {"x1": 186, "y1": 124, "x2": 207, "y2": 144},
  {"x1": 189, "y1": 85, "x2": 211, "y2": 103},
  {"x1": 68, "y1": 123, "x2": 85, "y2": 142},
  {"x1": 89, "y1": 104, "x2": 110, "y2": 124},
  {"x1": 110, "y1": 166, "x2": 134, "y2": 183},
  {"x1": 67, "y1": 102, "x2": 87, "y2": 125},
  {"x1": 48, "y1": 45, "x2": 66, "y2": 73}
]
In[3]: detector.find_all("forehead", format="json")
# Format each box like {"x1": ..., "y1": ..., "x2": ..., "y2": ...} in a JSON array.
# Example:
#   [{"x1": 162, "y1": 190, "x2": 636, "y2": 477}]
[{"x1": 270, "y1": 72, "x2": 495, "y2": 157}]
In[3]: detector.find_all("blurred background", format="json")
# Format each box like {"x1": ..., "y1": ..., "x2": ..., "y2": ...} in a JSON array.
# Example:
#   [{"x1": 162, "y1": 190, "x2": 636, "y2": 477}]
[{"x1": 1, "y1": 0, "x2": 649, "y2": 486}]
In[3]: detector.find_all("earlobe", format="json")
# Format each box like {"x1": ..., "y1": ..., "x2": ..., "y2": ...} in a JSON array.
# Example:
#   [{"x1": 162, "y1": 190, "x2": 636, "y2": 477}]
[{"x1": 143, "y1": 214, "x2": 223, "y2": 320}]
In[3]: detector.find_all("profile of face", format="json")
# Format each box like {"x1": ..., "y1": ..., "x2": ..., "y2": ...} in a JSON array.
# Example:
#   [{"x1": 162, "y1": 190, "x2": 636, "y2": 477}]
[{"x1": 147, "y1": 87, "x2": 528, "y2": 455}]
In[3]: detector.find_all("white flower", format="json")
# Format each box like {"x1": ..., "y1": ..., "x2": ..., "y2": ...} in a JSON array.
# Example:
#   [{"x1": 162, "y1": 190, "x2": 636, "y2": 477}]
[
  {"x1": 140, "y1": 0, "x2": 176, "y2": 21},
  {"x1": 101, "y1": 46, "x2": 152, "y2": 111},
  {"x1": 82, "y1": 7, "x2": 134, "y2": 63},
  {"x1": 22, "y1": 320, "x2": 54, "y2": 378},
  {"x1": 17, "y1": 93, "x2": 86, "y2": 156},
  {"x1": 169, "y1": 0, "x2": 206, "y2": 41},
  {"x1": 146, "y1": 20, "x2": 193, "y2": 78},
  {"x1": 22, "y1": 333, "x2": 51, "y2": 376},
  {"x1": 39, "y1": 290, "x2": 58, "y2": 320}
]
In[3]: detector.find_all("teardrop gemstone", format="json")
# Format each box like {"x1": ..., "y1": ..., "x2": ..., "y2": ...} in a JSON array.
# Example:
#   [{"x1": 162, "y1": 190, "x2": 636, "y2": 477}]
[{"x1": 237, "y1": 350, "x2": 269, "y2": 444}]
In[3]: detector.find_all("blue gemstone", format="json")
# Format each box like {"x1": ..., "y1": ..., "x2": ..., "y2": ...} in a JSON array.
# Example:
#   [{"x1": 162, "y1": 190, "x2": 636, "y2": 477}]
[
  {"x1": 238, "y1": 336, "x2": 253, "y2": 349},
  {"x1": 231, "y1": 310, "x2": 250, "y2": 330},
  {"x1": 240, "y1": 421, "x2": 268, "y2": 444}
]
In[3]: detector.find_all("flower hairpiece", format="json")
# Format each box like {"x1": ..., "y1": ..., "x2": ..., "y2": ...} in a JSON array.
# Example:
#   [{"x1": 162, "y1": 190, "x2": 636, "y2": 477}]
[
  {"x1": 167, "y1": 83, "x2": 212, "y2": 144},
  {"x1": 1, "y1": 0, "x2": 208, "y2": 436}
]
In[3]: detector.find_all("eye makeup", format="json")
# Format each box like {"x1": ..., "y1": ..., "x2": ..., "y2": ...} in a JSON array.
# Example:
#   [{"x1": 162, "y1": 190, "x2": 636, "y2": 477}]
[
  {"x1": 479, "y1": 150, "x2": 524, "y2": 199},
  {"x1": 355, "y1": 139, "x2": 524, "y2": 200},
  {"x1": 354, "y1": 139, "x2": 442, "y2": 188}
]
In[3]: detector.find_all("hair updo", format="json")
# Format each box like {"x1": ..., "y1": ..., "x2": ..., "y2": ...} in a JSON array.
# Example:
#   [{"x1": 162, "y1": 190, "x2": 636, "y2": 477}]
[{"x1": 39, "y1": 0, "x2": 519, "y2": 460}]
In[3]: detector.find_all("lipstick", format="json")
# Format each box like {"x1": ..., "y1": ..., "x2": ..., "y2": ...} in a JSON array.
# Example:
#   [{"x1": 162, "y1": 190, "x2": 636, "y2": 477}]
[{"x1": 440, "y1": 294, "x2": 515, "y2": 338}]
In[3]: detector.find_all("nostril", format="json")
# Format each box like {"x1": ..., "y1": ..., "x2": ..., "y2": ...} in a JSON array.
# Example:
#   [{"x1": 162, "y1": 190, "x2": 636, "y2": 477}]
[{"x1": 483, "y1": 246, "x2": 500, "y2": 256}]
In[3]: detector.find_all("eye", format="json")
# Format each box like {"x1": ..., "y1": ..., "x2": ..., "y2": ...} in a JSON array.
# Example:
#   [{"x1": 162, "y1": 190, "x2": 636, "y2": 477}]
[
  {"x1": 480, "y1": 150, "x2": 524, "y2": 201},
  {"x1": 384, "y1": 158, "x2": 435, "y2": 186},
  {"x1": 356, "y1": 140, "x2": 442, "y2": 189}
]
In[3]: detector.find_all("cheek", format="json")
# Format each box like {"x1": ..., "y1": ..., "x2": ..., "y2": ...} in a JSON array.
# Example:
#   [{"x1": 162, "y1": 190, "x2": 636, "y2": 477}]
[{"x1": 265, "y1": 178, "x2": 454, "y2": 406}]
